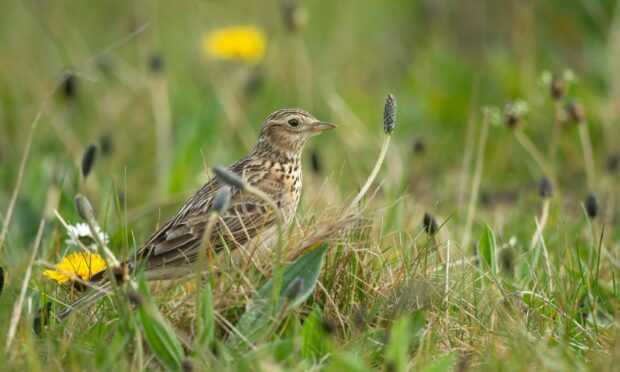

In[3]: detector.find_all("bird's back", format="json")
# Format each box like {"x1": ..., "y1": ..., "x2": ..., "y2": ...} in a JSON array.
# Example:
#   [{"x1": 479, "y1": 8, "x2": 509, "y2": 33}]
[{"x1": 133, "y1": 150, "x2": 302, "y2": 277}]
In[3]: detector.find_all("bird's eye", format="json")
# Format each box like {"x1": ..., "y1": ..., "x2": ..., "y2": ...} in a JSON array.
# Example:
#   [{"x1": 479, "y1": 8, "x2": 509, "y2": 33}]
[{"x1": 287, "y1": 118, "x2": 299, "y2": 127}]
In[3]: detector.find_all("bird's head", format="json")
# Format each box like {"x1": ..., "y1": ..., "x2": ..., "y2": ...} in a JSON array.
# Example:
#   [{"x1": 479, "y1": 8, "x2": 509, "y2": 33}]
[{"x1": 257, "y1": 108, "x2": 336, "y2": 155}]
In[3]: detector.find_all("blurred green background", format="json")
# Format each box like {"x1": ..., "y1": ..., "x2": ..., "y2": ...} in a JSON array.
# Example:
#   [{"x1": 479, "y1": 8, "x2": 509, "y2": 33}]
[
  {"x1": 1, "y1": 0, "x2": 619, "y2": 250},
  {"x1": 2, "y1": 2, "x2": 620, "y2": 370}
]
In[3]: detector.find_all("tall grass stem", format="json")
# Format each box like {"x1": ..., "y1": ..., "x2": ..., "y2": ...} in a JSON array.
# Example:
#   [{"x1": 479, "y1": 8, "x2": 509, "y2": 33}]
[
  {"x1": 578, "y1": 123, "x2": 596, "y2": 190},
  {"x1": 530, "y1": 199, "x2": 550, "y2": 250},
  {"x1": 347, "y1": 136, "x2": 391, "y2": 210},
  {"x1": 514, "y1": 128, "x2": 554, "y2": 180},
  {"x1": 462, "y1": 108, "x2": 490, "y2": 249}
]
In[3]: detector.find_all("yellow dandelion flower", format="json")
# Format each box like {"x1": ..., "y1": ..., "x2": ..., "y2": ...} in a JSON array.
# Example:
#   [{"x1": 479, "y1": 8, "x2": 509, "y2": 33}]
[
  {"x1": 202, "y1": 26, "x2": 266, "y2": 63},
  {"x1": 43, "y1": 252, "x2": 107, "y2": 285}
]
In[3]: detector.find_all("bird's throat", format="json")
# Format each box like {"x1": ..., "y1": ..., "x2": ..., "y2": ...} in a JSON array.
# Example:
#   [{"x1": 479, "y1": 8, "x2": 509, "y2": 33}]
[{"x1": 254, "y1": 135, "x2": 304, "y2": 163}]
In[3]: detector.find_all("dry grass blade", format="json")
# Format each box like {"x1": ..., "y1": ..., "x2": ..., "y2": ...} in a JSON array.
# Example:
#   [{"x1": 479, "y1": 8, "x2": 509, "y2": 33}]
[
  {"x1": 285, "y1": 212, "x2": 362, "y2": 263},
  {"x1": 5, "y1": 220, "x2": 45, "y2": 353}
]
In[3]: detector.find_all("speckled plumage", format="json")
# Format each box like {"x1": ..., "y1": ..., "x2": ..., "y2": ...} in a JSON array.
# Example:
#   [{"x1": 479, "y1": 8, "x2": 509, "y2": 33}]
[{"x1": 133, "y1": 108, "x2": 335, "y2": 277}]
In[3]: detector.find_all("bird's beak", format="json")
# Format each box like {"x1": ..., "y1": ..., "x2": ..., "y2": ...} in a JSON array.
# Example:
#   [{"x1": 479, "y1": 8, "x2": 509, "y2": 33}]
[{"x1": 310, "y1": 121, "x2": 337, "y2": 132}]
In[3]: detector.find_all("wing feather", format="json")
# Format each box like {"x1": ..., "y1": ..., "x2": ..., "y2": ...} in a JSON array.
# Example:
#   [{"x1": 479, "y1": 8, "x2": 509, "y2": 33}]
[
  {"x1": 133, "y1": 157, "x2": 280, "y2": 273},
  {"x1": 142, "y1": 198, "x2": 277, "y2": 270}
]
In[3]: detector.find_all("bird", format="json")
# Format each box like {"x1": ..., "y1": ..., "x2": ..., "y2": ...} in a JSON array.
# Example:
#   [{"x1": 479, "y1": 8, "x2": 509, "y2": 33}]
[{"x1": 55, "y1": 108, "x2": 335, "y2": 319}]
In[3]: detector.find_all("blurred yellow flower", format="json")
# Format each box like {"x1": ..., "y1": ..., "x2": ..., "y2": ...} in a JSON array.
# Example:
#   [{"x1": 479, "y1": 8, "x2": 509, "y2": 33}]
[
  {"x1": 43, "y1": 252, "x2": 106, "y2": 285},
  {"x1": 202, "y1": 26, "x2": 266, "y2": 63}
]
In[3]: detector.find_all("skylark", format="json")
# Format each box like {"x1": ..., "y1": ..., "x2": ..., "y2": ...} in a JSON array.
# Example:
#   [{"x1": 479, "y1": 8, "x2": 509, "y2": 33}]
[{"x1": 57, "y1": 108, "x2": 335, "y2": 319}]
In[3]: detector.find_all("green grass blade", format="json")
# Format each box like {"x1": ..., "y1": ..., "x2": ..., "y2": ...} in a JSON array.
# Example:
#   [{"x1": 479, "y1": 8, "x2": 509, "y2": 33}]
[
  {"x1": 385, "y1": 310, "x2": 426, "y2": 372},
  {"x1": 478, "y1": 225, "x2": 498, "y2": 275},
  {"x1": 136, "y1": 279, "x2": 185, "y2": 371},
  {"x1": 301, "y1": 307, "x2": 332, "y2": 360},
  {"x1": 195, "y1": 281, "x2": 214, "y2": 351}
]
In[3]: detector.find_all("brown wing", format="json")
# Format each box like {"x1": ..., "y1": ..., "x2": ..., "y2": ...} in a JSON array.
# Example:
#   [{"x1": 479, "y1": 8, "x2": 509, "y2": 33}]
[{"x1": 132, "y1": 157, "x2": 280, "y2": 272}]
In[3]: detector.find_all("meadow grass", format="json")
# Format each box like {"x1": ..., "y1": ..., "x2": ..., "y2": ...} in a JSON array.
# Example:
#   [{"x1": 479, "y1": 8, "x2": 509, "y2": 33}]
[{"x1": 1, "y1": 1, "x2": 620, "y2": 370}]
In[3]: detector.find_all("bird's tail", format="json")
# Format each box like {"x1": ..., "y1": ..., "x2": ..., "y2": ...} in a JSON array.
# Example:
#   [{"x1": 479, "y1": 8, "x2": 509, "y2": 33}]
[{"x1": 54, "y1": 274, "x2": 112, "y2": 321}]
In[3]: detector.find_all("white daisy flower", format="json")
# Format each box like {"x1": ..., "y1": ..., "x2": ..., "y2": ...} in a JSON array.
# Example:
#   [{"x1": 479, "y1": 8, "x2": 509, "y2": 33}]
[{"x1": 64, "y1": 222, "x2": 109, "y2": 248}]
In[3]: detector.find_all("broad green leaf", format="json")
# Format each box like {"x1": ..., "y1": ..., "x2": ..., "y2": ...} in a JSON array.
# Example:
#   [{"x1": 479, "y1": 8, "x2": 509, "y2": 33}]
[
  {"x1": 478, "y1": 225, "x2": 498, "y2": 274},
  {"x1": 385, "y1": 311, "x2": 426, "y2": 372},
  {"x1": 136, "y1": 278, "x2": 185, "y2": 371},
  {"x1": 257, "y1": 243, "x2": 329, "y2": 310},
  {"x1": 233, "y1": 243, "x2": 329, "y2": 346}
]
